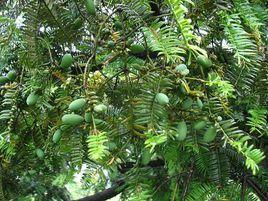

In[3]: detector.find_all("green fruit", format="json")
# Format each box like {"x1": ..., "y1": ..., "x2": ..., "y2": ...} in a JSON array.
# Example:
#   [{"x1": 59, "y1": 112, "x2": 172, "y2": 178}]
[
  {"x1": 7, "y1": 71, "x2": 17, "y2": 81},
  {"x1": 179, "y1": 84, "x2": 187, "y2": 94},
  {"x1": 141, "y1": 149, "x2": 152, "y2": 165},
  {"x1": 176, "y1": 121, "x2": 187, "y2": 141},
  {"x1": 182, "y1": 97, "x2": 193, "y2": 110},
  {"x1": 85, "y1": 0, "x2": 96, "y2": 16},
  {"x1": 114, "y1": 21, "x2": 122, "y2": 30},
  {"x1": 130, "y1": 44, "x2": 145, "y2": 54},
  {"x1": 193, "y1": 120, "x2": 207, "y2": 130},
  {"x1": 85, "y1": 112, "x2": 92, "y2": 123},
  {"x1": 155, "y1": 93, "x2": 169, "y2": 106},
  {"x1": 0, "y1": 76, "x2": 8, "y2": 85},
  {"x1": 175, "y1": 64, "x2": 187, "y2": 73},
  {"x1": 60, "y1": 54, "x2": 73, "y2": 69},
  {"x1": 203, "y1": 126, "x2": 217, "y2": 143},
  {"x1": 107, "y1": 41, "x2": 115, "y2": 48},
  {"x1": 68, "y1": 98, "x2": 86, "y2": 111},
  {"x1": 94, "y1": 104, "x2": 107, "y2": 113},
  {"x1": 126, "y1": 39, "x2": 134, "y2": 47},
  {"x1": 196, "y1": 55, "x2": 212, "y2": 68},
  {"x1": 36, "y1": 149, "x2": 44, "y2": 159},
  {"x1": 26, "y1": 92, "x2": 39, "y2": 106},
  {"x1": 52, "y1": 129, "x2": 62, "y2": 143},
  {"x1": 181, "y1": 69, "x2": 190, "y2": 76},
  {"x1": 196, "y1": 98, "x2": 203, "y2": 109},
  {"x1": 62, "y1": 114, "x2": 84, "y2": 126}
]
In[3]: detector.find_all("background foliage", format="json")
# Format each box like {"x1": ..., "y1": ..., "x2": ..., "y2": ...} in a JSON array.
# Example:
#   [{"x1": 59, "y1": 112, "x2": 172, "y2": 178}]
[{"x1": 0, "y1": 0, "x2": 268, "y2": 200}]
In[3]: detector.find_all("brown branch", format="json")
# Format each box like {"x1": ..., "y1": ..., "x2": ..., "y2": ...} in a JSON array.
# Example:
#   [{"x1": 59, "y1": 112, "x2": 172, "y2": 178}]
[
  {"x1": 74, "y1": 179, "x2": 125, "y2": 201},
  {"x1": 182, "y1": 161, "x2": 194, "y2": 200}
]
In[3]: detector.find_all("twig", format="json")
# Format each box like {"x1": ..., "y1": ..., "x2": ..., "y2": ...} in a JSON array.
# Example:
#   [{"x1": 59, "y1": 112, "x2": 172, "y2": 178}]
[{"x1": 182, "y1": 161, "x2": 194, "y2": 200}]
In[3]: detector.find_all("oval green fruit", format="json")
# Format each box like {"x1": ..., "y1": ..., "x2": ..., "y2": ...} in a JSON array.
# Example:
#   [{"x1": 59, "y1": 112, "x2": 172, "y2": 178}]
[
  {"x1": 62, "y1": 114, "x2": 84, "y2": 126},
  {"x1": 85, "y1": 112, "x2": 92, "y2": 123},
  {"x1": 203, "y1": 126, "x2": 217, "y2": 143},
  {"x1": 52, "y1": 129, "x2": 62, "y2": 143},
  {"x1": 107, "y1": 40, "x2": 115, "y2": 48},
  {"x1": 94, "y1": 104, "x2": 107, "y2": 113},
  {"x1": 85, "y1": 0, "x2": 96, "y2": 16},
  {"x1": 26, "y1": 92, "x2": 39, "y2": 106},
  {"x1": 0, "y1": 76, "x2": 8, "y2": 85},
  {"x1": 196, "y1": 55, "x2": 212, "y2": 68},
  {"x1": 126, "y1": 39, "x2": 134, "y2": 47},
  {"x1": 182, "y1": 97, "x2": 193, "y2": 110},
  {"x1": 175, "y1": 64, "x2": 187, "y2": 73},
  {"x1": 176, "y1": 121, "x2": 187, "y2": 141},
  {"x1": 130, "y1": 44, "x2": 145, "y2": 54},
  {"x1": 60, "y1": 54, "x2": 73, "y2": 69},
  {"x1": 196, "y1": 97, "x2": 203, "y2": 109},
  {"x1": 36, "y1": 149, "x2": 44, "y2": 159},
  {"x1": 141, "y1": 149, "x2": 152, "y2": 165},
  {"x1": 69, "y1": 98, "x2": 86, "y2": 111},
  {"x1": 179, "y1": 84, "x2": 187, "y2": 94},
  {"x1": 193, "y1": 120, "x2": 207, "y2": 130},
  {"x1": 155, "y1": 93, "x2": 169, "y2": 106},
  {"x1": 7, "y1": 71, "x2": 17, "y2": 81},
  {"x1": 180, "y1": 69, "x2": 190, "y2": 76},
  {"x1": 114, "y1": 21, "x2": 122, "y2": 30}
]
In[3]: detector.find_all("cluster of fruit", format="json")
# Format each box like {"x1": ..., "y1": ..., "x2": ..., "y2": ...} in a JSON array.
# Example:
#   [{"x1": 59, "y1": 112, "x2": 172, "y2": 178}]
[
  {"x1": 34, "y1": 96, "x2": 107, "y2": 159},
  {"x1": 0, "y1": 71, "x2": 17, "y2": 85}
]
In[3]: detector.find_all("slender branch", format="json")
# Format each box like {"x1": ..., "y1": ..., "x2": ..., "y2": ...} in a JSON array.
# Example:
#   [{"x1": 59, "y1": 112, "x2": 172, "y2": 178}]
[{"x1": 182, "y1": 161, "x2": 194, "y2": 200}]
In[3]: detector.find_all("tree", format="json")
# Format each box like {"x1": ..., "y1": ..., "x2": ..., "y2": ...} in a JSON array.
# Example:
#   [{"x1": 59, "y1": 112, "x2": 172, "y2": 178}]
[{"x1": 0, "y1": 0, "x2": 268, "y2": 200}]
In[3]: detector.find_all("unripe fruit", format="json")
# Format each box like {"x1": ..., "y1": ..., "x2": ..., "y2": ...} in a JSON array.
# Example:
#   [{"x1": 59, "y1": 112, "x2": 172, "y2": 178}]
[
  {"x1": 193, "y1": 120, "x2": 207, "y2": 130},
  {"x1": 130, "y1": 44, "x2": 145, "y2": 54},
  {"x1": 0, "y1": 76, "x2": 8, "y2": 85},
  {"x1": 196, "y1": 97, "x2": 203, "y2": 109},
  {"x1": 52, "y1": 129, "x2": 62, "y2": 143},
  {"x1": 36, "y1": 149, "x2": 44, "y2": 159},
  {"x1": 7, "y1": 71, "x2": 17, "y2": 81},
  {"x1": 141, "y1": 149, "x2": 152, "y2": 165},
  {"x1": 180, "y1": 69, "x2": 190, "y2": 76},
  {"x1": 26, "y1": 92, "x2": 39, "y2": 106},
  {"x1": 196, "y1": 55, "x2": 212, "y2": 68},
  {"x1": 94, "y1": 104, "x2": 107, "y2": 113},
  {"x1": 60, "y1": 54, "x2": 73, "y2": 69},
  {"x1": 85, "y1": 112, "x2": 92, "y2": 123},
  {"x1": 203, "y1": 126, "x2": 217, "y2": 143},
  {"x1": 85, "y1": 0, "x2": 96, "y2": 16},
  {"x1": 68, "y1": 98, "x2": 86, "y2": 111},
  {"x1": 155, "y1": 93, "x2": 169, "y2": 106},
  {"x1": 62, "y1": 114, "x2": 84, "y2": 126},
  {"x1": 176, "y1": 121, "x2": 187, "y2": 141},
  {"x1": 107, "y1": 41, "x2": 115, "y2": 48},
  {"x1": 182, "y1": 97, "x2": 193, "y2": 110},
  {"x1": 175, "y1": 64, "x2": 187, "y2": 73},
  {"x1": 126, "y1": 39, "x2": 134, "y2": 47}
]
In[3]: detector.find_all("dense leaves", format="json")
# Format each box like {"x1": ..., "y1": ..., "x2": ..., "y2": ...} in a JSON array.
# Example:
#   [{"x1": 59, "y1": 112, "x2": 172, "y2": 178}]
[{"x1": 0, "y1": 0, "x2": 268, "y2": 200}]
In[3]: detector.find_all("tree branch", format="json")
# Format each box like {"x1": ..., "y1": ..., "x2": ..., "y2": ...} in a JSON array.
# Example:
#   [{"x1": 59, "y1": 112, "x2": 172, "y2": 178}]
[{"x1": 74, "y1": 179, "x2": 125, "y2": 201}]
